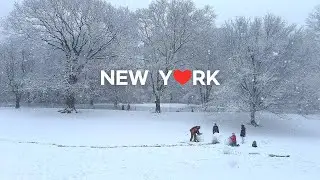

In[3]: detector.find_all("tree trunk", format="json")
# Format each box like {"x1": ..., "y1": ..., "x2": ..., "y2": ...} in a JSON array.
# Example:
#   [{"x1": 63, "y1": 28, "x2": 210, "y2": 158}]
[
  {"x1": 114, "y1": 100, "x2": 118, "y2": 109},
  {"x1": 27, "y1": 92, "x2": 32, "y2": 104},
  {"x1": 59, "y1": 91, "x2": 77, "y2": 113},
  {"x1": 155, "y1": 95, "x2": 161, "y2": 113},
  {"x1": 66, "y1": 92, "x2": 76, "y2": 111},
  {"x1": 199, "y1": 86, "x2": 205, "y2": 105},
  {"x1": 90, "y1": 99, "x2": 94, "y2": 106},
  {"x1": 204, "y1": 85, "x2": 212, "y2": 104},
  {"x1": 59, "y1": 55, "x2": 79, "y2": 113},
  {"x1": 15, "y1": 93, "x2": 21, "y2": 109},
  {"x1": 250, "y1": 103, "x2": 258, "y2": 127}
]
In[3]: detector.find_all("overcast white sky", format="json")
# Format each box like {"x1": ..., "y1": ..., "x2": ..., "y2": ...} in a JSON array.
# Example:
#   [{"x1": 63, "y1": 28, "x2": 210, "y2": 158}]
[{"x1": 0, "y1": 0, "x2": 319, "y2": 26}]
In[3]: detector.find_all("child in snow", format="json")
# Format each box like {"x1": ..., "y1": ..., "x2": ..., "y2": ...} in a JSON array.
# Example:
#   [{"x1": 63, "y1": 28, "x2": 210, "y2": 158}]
[
  {"x1": 213, "y1": 123, "x2": 219, "y2": 134},
  {"x1": 229, "y1": 133, "x2": 238, "y2": 147},
  {"x1": 252, "y1": 141, "x2": 257, "y2": 148},
  {"x1": 190, "y1": 126, "x2": 202, "y2": 142},
  {"x1": 240, "y1": 124, "x2": 246, "y2": 144}
]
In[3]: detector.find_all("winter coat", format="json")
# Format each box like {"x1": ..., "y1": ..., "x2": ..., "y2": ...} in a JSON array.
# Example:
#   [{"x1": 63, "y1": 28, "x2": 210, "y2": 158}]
[
  {"x1": 213, "y1": 125, "x2": 219, "y2": 134},
  {"x1": 240, "y1": 125, "x2": 246, "y2": 137},
  {"x1": 252, "y1": 141, "x2": 257, "y2": 148},
  {"x1": 190, "y1": 126, "x2": 201, "y2": 135},
  {"x1": 230, "y1": 134, "x2": 237, "y2": 143}
]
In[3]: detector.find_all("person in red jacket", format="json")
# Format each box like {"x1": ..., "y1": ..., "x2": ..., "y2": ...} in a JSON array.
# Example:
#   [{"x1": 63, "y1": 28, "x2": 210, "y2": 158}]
[
  {"x1": 190, "y1": 126, "x2": 202, "y2": 142},
  {"x1": 229, "y1": 133, "x2": 238, "y2": 146}
]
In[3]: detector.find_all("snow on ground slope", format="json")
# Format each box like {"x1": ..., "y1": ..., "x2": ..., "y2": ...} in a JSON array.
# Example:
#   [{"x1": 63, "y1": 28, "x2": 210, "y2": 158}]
[{"x1": 0, "y1": 108, "x2": 320, "y2": 180}]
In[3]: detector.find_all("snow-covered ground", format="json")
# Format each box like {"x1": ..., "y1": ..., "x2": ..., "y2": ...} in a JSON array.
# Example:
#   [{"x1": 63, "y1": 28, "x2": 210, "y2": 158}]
[
  {"x1": 1, "y1": 107, "x2": 320, "y2": 179},
  {"x1": 1, "y1": 103, "x2": 198, "y2": 112}
]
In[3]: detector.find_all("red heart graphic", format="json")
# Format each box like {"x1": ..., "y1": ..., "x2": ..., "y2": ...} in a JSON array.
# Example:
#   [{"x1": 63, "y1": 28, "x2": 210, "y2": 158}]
[{"x1": 173, "y1": 69, "x2": 192, "y2": 85}]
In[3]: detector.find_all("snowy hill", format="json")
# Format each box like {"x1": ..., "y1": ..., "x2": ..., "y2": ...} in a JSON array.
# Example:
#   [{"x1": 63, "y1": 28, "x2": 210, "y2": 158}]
[{"x1": 0, "y1": 108, "x2": 319, "y2": 179}]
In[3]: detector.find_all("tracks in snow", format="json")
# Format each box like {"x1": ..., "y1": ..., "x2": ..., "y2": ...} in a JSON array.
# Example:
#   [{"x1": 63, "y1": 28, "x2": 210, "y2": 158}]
[{"x1": 0, "y1": 138, "x2": 214, "y2": 149}]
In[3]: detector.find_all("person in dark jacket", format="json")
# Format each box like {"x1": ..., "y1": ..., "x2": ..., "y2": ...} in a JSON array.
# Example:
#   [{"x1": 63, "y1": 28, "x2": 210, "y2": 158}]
[
  {"x1": 240, "y1": 124, "x2": 246, "y2": 144},
  {"x1": 213, "y1": 123, "x2": 219, "y2": 134},
  {"x1": 252, "y1": 140, "x2": 257, "y2": 148},
  {"x1": 190, "y1": 126, "x2": 201, "y2": 142}
]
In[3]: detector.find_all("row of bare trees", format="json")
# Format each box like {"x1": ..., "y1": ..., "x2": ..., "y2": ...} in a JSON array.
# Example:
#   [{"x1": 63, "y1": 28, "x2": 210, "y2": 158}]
[{"x1": 0, "y1": 0, "x2": 319, "y2": 125}]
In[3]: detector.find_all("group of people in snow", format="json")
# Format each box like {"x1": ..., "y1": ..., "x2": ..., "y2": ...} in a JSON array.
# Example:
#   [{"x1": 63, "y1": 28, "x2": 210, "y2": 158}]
[{"x1": 189, "y1": 123, "x2": 247, "y2": 147}]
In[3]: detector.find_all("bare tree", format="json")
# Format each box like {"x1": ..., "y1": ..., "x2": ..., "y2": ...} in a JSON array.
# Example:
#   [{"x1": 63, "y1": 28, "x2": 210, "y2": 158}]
[
  {"x1": 223, "y1": 15, "x2": 299, "y2": 126},
  {"x1": 136, "y1": 0, "x2": 215, "y2": 113},
  {"x1": 307, "y1": 5, "x2": 320, "y2": 39},
  {"x1": 6, "y1": 0, "x2": 120, "y2": 113},
  {"x1": 1, "y1": 39, "x2": 33, "y2": 108}
]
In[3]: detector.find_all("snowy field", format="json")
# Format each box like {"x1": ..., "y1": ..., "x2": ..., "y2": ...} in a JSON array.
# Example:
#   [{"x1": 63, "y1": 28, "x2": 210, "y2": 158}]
[
  {"x1": 1, "y1": 108, "x2": 320, "y2": 180},
  {"x1": 1, "y1": 103, "x2": 198, "y2": 112}
]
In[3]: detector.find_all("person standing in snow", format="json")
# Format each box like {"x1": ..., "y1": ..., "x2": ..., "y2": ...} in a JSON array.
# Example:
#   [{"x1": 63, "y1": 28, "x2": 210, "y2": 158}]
[
  {"x1": 190, "y1": 126, "x2": 202, "y2": 142},
  {"x1": 213, "y1": 123, "x2": 219, "y2": 134},
  {"x1": 240, "y1": 124, "x2": 246, "y2": 144},
  {"x1": 229, "y1": 133, "x2": 238, "y2": 146}
]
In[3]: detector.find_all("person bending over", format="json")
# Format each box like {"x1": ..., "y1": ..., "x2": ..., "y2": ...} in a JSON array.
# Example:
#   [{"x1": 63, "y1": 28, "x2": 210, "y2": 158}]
[{"x1": 190, "y1": 126, "x2": 202, "y2": 142}]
